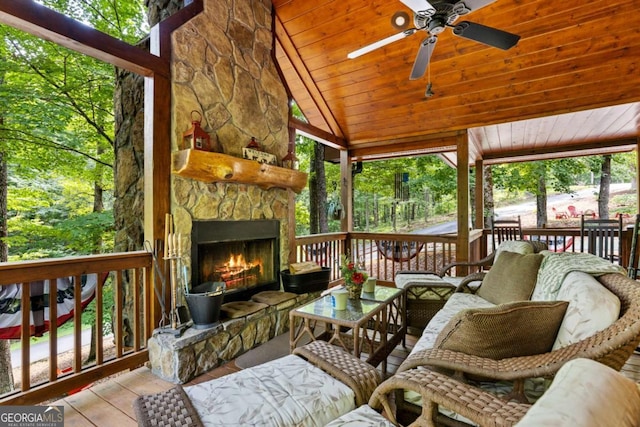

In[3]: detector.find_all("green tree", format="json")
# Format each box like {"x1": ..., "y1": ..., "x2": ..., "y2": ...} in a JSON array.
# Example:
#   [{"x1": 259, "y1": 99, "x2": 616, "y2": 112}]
[
  {"x1": 492, "y1": 159, "x2": 588, "y2": 227},
  {"x1": 0, "y1": 0, "x2": 147, "y2": 390}
]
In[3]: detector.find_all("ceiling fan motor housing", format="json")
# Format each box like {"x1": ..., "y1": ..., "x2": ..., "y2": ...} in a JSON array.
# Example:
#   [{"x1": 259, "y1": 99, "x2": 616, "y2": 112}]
[{"x1": 414, "y1": 1, "x2": 462, "y2": 34}]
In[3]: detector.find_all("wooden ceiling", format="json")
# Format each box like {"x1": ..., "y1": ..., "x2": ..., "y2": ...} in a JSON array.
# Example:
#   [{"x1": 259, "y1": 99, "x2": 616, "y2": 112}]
[{"x1": 273, "y1": 0, "x2": 640, "y2": 164}]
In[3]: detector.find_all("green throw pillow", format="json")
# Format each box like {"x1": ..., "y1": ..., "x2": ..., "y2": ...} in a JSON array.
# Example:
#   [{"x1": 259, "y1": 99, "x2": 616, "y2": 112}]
[
  {"x1": 477, "y1": 250, "x2": 543, "y2": 304},
  {"x1": 434, "y1": 300, "x2": 569, "y2": 360}
]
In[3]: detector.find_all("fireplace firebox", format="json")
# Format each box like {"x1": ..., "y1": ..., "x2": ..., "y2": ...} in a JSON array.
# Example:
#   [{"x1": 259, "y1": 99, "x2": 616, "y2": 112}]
[{"x1": 191, "y1": 220, "x2": 280, "y2": 303}]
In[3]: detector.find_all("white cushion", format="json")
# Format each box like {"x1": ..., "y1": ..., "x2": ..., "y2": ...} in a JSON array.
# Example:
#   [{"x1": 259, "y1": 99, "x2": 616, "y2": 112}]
[
  {"x1": 395, "y1": 273, "x2": 445, "y2": 290},
  {"x1": 184, "y1": 355, "x2": 354, "y2": 426},
  {"x1": 551, "y1": 271, "x2": 620, "y2": 350},
  {"x1": 516, "y1": 359, "x2": 640, "y2": 426},
  {"x1": 325, "y1": 405, "x2": 395, "y2": 426}
]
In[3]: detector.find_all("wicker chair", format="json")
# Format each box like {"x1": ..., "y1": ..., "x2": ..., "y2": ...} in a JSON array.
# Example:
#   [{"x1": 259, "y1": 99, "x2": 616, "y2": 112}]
[
  {"x1": 400, "y1": 241, "x2": 548, "y2": 332},
  {"x1": 378, "y1": 272, "x2": 640, "y2": 426}
]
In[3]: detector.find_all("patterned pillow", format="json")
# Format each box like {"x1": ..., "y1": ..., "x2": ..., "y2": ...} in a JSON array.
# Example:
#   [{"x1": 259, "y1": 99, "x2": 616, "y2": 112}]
[
  {"x1": 434, "y1": 300, "x2": 568, "y2": 360},
  {"x1": 477, "y1": 251, "x2": 543, "y2": 304},
  {"x1": 552, "y1": 271, "x2": 620, "y2": 350}
]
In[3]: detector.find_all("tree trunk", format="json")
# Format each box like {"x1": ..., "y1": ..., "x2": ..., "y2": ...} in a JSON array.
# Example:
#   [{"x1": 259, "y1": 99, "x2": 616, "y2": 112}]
[
  {"x1": 536, "y1": 173, "x2": 548, "y2": 228},
  {"x1": 0, "y1": 149, "x2": 14, "y2": 393},
  {"x1": 483, "y1": 165, "x2": 494, "y2": 229},
  {"x1": 598, "y1": 155, "x2": 611, "y2": 219}
]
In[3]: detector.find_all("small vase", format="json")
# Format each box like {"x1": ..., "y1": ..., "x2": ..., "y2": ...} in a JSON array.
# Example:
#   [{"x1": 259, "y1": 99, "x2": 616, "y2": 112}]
[{"x1": 345, "y1": 282, "x2": 362, "y2": 299}]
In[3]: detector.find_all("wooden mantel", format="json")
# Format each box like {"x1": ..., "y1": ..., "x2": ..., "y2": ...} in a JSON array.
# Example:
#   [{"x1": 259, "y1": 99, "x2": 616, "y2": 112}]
[{"x1": 172, "y1": 149, "x2": 308, "y2": 193}]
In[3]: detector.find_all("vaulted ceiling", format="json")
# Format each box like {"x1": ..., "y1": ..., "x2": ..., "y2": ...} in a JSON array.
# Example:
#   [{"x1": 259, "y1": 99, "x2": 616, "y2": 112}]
[{"x1": 273, "y1": 0, "x2": 640, "y2": 164}]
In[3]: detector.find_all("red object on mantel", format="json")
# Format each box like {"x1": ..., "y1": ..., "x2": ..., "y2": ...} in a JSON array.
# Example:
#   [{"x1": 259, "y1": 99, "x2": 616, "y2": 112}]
[
  {"x1": 247, "y1": 136, "x2": 261, "y2": 150},
  {"x1": 182, "y1": 110, "x2": 211, "y2": 151}
]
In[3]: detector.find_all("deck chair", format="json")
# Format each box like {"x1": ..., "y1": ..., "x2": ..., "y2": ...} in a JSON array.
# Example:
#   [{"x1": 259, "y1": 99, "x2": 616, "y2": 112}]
[
  {"x1": 628, "y1": 214, "x2": 640, "y2": 279},
  {"x1": 490, "y1": 215, "x2": 523, "y2": 251},
  {"x1": 580, "y1": 215, "x2": 623, "y2": 264},
  {"x1": 567, "y1": 205, "x2": 583, "y2": 218}
]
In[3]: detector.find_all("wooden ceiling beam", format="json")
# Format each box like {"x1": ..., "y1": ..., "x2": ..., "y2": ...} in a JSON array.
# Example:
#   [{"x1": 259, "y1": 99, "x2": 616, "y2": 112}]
[
  {"x1": 349, "y1": 132, "x2": 461, "y2": 160},
  {"x1": 482, "y1": 138, "x2": 638, "y2": 161},
  {"x1": 0, "y1": 0, "x2": 168, "y2": 77},
  {"x1": 289, "y1": 117, "x2": 347, "y2": 150}
]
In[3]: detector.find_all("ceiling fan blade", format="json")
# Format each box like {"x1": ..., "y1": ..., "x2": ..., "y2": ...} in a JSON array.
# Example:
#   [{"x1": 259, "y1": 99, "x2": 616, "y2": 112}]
[
  {"x1": 347, "y1": 29, "x2": 416, "y2": 59},
  {"x1": 410, "y1": 35, "x2": 438, "y2": 80},
  {"x1": 453, "y1": 21, "x2": 520, "y2": 50},
  {"x1": 456, "y1": 0, "x2": 496, "y2": 12},
  {"x1": 399, "y1": 0, "x2": 435, "y2": 15}
]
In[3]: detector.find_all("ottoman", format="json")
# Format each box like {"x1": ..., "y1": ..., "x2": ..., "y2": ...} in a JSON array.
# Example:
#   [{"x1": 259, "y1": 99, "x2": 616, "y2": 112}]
[{"x1": 134, "y1": 341, "x2": 381, "y2": 427}]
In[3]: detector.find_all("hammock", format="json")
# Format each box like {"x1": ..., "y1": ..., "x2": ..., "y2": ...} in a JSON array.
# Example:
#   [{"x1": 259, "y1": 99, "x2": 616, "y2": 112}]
[
  {"x1": 0, "y1": 273, "x2": 106, "y2": 340},
  {"x1": 376, "y1": 240, "x2": 424, "y2": 262}
]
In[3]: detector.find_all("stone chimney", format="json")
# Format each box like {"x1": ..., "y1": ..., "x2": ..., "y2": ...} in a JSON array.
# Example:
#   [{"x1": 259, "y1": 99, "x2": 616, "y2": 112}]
[{"x1": 169, "y1": 0, "x2": 292, "y2": 284}]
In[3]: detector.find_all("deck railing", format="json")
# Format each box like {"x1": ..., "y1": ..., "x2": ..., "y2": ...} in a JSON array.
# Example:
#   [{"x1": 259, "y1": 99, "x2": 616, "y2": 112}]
[
  {"x1": 294, "y1": 230, "x2": 486, "y2": 282},
  {"x1": 0, "y1": 251, "x2": 153, "y2": 405},
  {"x1": 294, "y1": 227, "x2": 634, "y2": 283},
  {"x1": 2, "y1": 226, "x2": 634, "y2": 405}
]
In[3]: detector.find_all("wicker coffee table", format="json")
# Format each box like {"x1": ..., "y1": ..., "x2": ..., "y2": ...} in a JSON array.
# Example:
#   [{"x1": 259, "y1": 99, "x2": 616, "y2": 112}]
[{"x1": 289, "y1": 285, "x2": 404, "y2": 375}]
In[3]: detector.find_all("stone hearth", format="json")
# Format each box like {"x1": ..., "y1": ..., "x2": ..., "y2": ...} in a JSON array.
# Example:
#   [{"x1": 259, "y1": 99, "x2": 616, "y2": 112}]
[{"x1": 148, "y1": 291, "x2": 319, "y2": 383}]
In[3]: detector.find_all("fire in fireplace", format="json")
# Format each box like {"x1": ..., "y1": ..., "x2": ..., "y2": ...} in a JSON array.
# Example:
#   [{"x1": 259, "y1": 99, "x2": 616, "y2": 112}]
[{"x1": 191, "y1": 220, "x2": 280, "y2": 303}]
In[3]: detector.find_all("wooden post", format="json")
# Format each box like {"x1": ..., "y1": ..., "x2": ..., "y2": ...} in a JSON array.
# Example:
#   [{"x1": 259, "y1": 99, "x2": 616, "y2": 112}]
[
  {"x1": 340, "y1": 149, "x2": 352, "y2": 256},
  {"x1": 474, "y1": 158, "x2": 484, "y2": 230},
  {"x1": 457, "y1": 131, "x2": 470, "y2": 276}
]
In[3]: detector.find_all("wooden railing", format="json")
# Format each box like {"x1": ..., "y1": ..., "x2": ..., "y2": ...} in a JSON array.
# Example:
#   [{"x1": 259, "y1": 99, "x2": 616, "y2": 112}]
[
  {"x1": 294, "y1": 230, "x2": 486, "y2": 283},
  {"x1": 0, "y1": 251, "x2": 153, "y2": 405},
  {"x1": 294, "y1": 227, "x2": 635, "y2": 283}
]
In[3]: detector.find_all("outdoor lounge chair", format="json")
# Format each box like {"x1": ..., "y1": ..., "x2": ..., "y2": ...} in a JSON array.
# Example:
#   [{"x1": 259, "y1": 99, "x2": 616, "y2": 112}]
[
  {"x1": 369, "y1": 358, "x2": 640, "y2": 427},
  {"x1": 580, "y1": 214, "x2": 623, "y2": 263},
  {"x1": 490, "y1": 215, "x2": 523, "y2": 251},
  {"x1": 394, "y1": 272, "x2": 640, "y2": 415},
  {"x1": 551, "y1": 207, "x2": 568, "y2": 219}
]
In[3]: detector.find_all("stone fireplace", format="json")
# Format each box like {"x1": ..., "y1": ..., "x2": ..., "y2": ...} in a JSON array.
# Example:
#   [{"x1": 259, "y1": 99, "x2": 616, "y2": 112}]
[
  {"x1": 191, "y1": 219, "x2": 280, "y2": 303},
  {"x1": 146, "y1": 0, "x2": 313, "y2": 384},
  {"x1": 170, "y1": 0, "x2": 293, "y2": 287}
]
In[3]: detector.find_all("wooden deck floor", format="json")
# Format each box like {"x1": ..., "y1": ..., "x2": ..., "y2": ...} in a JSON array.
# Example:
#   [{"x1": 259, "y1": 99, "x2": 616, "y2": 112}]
[{"x1": 53, "y1": 337, "x2": 640, "y2": 426}]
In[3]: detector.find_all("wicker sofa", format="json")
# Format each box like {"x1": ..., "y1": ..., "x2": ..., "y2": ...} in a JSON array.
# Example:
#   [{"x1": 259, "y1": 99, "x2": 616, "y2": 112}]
[
  {"x1": 369, "y1": 357, "x2": 640, "y2": 426},
  {"x1": 386, "y1": 243, "x2": 640, "y2": 425}
]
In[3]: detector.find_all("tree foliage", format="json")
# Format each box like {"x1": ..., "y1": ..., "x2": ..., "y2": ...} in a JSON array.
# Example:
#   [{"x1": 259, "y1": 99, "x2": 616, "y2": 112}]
[{"x1": 0, "y1": 0, "x2": 147, "y2": 259}]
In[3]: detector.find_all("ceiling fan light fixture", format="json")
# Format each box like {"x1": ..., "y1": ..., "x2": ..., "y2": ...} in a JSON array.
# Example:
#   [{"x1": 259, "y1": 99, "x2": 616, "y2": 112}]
[{"x1": 391, "y1": 11, "x2": 410, "y2": 30}]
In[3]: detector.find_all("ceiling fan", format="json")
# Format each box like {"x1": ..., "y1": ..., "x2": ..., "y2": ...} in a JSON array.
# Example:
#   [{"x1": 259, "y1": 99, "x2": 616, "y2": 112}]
[{"x1": 347, "y1": 0, "x2": 520, "y2": 81}]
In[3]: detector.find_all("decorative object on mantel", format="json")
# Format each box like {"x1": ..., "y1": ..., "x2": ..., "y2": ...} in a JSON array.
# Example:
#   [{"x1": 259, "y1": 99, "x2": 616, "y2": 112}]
[
  {"x1": 340, "y1": 254, "x2": 368, "y2": 299},
  {"x1": 182, "y1": 110, "x2": 212, "y2": 151},
  {"x1": 282, "y1": 142, "x2": 299, "y2": 170},
  {"x1": 172, "y1": 149, "x2": 308, "y2": 193},
  {"x1": 243, "y1": 136, "x2": 277, "y2": 165}
]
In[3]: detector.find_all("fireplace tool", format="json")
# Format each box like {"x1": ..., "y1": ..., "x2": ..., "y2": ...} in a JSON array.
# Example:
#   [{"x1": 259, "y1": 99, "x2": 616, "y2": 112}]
[{"x1": 145, "y1": 238, "x2": 187, "y2": 337}]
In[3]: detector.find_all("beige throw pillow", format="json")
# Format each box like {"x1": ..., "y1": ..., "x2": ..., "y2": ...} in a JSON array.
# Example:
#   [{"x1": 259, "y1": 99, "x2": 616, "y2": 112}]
[
  {"x1": 434, "y1": 300, "x2": 569, "y2": 360},
  {"x1": 477, "y1": 251, "x2": 543, "y2": 304}
]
